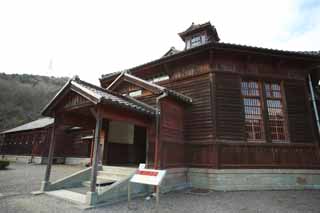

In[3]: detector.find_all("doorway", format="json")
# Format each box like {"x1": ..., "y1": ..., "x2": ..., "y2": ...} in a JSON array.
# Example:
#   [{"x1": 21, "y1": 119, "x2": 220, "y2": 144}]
[{"x1": 104, "y1": 121, "x2": 146, "y2": 166}]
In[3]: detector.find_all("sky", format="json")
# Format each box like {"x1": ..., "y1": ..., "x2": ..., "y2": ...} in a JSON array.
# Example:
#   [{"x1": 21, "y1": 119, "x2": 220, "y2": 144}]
[{"x1": 0, "y1": 0, "x2": 319, "y2": 85}]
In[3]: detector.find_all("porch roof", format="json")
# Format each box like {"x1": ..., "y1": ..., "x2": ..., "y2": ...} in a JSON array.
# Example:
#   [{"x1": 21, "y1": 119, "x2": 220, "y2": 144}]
[
  {"x1": 41, "y1": 77, "x2": 156, "y2": 117},
  {"x1": 107, "y1": 72, "x2": 193, "y2": 104}
]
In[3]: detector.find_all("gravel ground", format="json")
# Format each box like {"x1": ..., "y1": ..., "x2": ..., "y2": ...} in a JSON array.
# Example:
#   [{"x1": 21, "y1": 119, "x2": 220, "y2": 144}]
[{"x1": 1, "y1": 163, "x2": 320, "y2": 213}]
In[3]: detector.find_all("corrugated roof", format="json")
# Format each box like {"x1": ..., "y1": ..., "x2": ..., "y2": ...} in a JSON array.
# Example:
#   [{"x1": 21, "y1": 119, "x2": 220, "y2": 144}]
[{"x1": 1, "y1": 117, "x2": 54, "y2": 134}]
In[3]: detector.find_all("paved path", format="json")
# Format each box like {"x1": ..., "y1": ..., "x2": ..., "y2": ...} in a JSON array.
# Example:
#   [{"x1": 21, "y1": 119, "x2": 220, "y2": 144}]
[{"x1": 1, "y1": 163, "x2": 320, "y2": 213}]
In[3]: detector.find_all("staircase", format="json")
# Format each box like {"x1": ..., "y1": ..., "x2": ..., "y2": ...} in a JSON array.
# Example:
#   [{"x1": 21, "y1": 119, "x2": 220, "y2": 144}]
[
  {"x1": 82, "y1": 166, "x2": 137, "y2": 188},
  {"x1": 45, "y1": 166, "x2": 142, "y2": 207}
]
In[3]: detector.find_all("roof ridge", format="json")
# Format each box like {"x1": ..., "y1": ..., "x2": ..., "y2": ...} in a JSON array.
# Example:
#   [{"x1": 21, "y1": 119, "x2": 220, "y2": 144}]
[
  {"x1": 121, "y1": 95, "x2": 156, "y2": 112},
  {"x1": 75, "y1": 77, "x2": 141, "y2": 102},
  {"x1": 101, "y1": 42, "x2": 320, "y2": 81}
]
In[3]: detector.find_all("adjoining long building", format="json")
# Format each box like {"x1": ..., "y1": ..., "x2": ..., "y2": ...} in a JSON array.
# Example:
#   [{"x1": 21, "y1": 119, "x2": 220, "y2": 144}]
[
  {"x1": 2, "y1": 22, "x2": 320, "y2": 206},
  {"x1": 0, "y1": 117, "x2": 95, "y2": 165}
]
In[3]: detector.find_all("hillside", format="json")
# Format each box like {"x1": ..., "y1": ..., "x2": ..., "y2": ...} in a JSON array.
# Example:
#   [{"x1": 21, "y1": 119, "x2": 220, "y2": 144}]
[{"x1": 0, "y1": 73, "x2": 68, "y2": 131}]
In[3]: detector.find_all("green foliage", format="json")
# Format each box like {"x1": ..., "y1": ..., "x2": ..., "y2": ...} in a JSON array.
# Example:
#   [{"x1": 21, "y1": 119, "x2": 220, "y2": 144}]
[
  {"x1": 0, "y1": 73, "x2": 68, "y2": 131},
  {"x1": 0, "y1": 160, "x2": 10, "y2": 169}
]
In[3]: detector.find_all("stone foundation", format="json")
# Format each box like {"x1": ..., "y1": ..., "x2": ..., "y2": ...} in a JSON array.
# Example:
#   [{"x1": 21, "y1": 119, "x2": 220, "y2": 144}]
[
  {"x1": 1, "y1": 155, "x2": 64, "y2": 164},
  {"x1": 65, "y1": 157, "x2": 90, "y2": 166},
  {"x1": 188, "y1": 168, "x2": 320, "y2": 191},
  {"x1": 161, "y1": 168, "x2": 190, "y2": 193}
]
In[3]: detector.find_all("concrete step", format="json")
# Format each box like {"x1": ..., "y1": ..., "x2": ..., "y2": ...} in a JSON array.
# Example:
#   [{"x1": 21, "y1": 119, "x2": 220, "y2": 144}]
[
  {"x1": 97, "y1": 172, "x2": 128, "y2": 181},
  {"x1": 46, "y1": 189, "x2": 86, "y2": 204},
  {"x1": 101, "y1": 166, "x2": 137, "y2": 174},
  {"x1": 67, "y1": 186, "x2": 90, "y2": 195},
  {"x1": 82, "y1": 178, "x2": 116, "y2": 187}
]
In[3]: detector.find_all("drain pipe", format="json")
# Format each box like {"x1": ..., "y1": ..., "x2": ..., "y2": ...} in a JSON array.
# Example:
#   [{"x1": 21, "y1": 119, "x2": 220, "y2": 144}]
[
  {"x1": 154, "y1": 92, "x2": 168, "y2": 169},
  {"x1": 308, "y1": 73, "x2": 320, "y2": 136}
]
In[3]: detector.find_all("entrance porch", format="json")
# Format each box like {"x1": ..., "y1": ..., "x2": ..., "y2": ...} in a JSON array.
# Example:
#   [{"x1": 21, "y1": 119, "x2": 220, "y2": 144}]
[{"x1": 38, "y1": 77, "x2": 157, "y2": 206}]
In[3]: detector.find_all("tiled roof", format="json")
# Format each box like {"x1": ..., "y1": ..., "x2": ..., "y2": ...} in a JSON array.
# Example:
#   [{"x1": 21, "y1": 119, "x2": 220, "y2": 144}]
[
  {"x1": 100, "y1": 71, "x2": 122, "y2": 80},
  {"x1": 179, "y1": 22, "x2": 212, "y2": 35},
  {"x1": 101, "y1": 42, "x2": 320, "y2": 82},
  {"x1": 127, "y1": 73, "x2": 192, "y2": 103},
  {"x1": 73, "y1": 78, "x2": 156, "y2": 115},
  {"x1": 178, "y1": 22, "x2": 220, "y2": 42},
  {"x1": 42, "y1": 76, "x2": 155, "y2": 116},
  {"x1": 162, "y1": 47, "x2": 181, "y2": 58},
  {"x1": 1, "y1": 117, "x2": 54, "y2": 134}
]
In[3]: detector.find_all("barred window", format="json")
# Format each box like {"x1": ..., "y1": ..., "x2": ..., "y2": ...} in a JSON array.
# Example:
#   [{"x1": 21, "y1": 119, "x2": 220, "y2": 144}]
[
  {"x1": 265, "y1": 83, "x2": 286, "y2": 141},
  {"x1": 241, "y1": 81, "x2": 264, "y2": 141},
  {"x1": 241, "y1": 80, "x2": 288, "y2": 142}
]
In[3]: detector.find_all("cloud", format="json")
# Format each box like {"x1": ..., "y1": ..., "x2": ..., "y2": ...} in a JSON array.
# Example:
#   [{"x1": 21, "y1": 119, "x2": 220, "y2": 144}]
[
  {"x1": 274, "y1": 0, "x2": 320, "y2": 50},
  {"x1": 0, "y1": 0, "x2": 319, "y2": 85}
]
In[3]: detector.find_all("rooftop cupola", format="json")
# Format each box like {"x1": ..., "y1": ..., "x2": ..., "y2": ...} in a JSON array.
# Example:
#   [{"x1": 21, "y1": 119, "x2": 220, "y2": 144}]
[{"x1": 178, "y1": 21, "x2": 220, "y2": 50}]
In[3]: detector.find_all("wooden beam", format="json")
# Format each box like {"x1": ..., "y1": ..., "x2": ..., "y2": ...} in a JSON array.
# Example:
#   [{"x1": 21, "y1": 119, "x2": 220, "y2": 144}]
[
  {"x1": 41, "y1": 116, "x2": 56, "y2": 191},
  {"x1": 90, "y1": 107, "x2": 102, "y2": 193},
  {"x1": 99, "y1": 105, "x2": 152, "y2": 127},
  {"x1": 107, "y1": 71, "x2": 126, "y2": 90},
  {"x1": 123, "y1": 75, "x2": 162, "y2": 94}
]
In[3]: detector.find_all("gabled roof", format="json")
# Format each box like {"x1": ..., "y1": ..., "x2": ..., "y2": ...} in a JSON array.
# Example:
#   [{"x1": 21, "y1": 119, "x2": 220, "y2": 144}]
[
  {"x1": 42, "y1": 77, "x2": 156, "y2": 116},
  {"x1": 107, "y1": 72, "x2": 193, "y2": 104},
  {"x1": 162, "y1": 47, "x2": 181, "y2": 58},
  {"x1": 1, "y1": 117, "x2": 54, "y2": 134},
  {"x1": 178, "y1": 21, "x2": 220, "y2": 42}
]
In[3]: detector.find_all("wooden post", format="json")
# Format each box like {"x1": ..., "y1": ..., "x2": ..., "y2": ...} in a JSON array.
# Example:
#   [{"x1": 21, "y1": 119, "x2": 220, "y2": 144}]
[
  {"x1": 89, "y1": 129, "x2": 95, "y2": 166},
  {"x1": 90, "y1": 111, "x2": 102, "y2": 193},
  {"x1": 41, "y1": 118, "x2": 56, "y2": 191}
]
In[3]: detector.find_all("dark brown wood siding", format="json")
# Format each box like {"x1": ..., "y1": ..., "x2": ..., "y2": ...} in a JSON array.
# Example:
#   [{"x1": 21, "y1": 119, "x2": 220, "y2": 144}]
[
  {"x1": 284, "y1": 80, "x2": 315, "y2": 143},
  {"x1": 160, "y1": 98, "x2": 185, "y2": 168},
  {"x1": 215, "y1": 72, "x2": 245, "y2": 141}
]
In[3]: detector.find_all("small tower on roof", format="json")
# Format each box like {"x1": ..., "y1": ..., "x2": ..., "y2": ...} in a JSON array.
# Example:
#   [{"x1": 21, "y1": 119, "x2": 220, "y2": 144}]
[{"x1": 178, "y1": 21, "x2": 220, "y2": 50}]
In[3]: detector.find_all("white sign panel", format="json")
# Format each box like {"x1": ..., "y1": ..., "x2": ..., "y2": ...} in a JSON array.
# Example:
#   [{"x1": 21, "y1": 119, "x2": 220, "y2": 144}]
[{"x1": 130, "y1": 168, "x2": 166, "y2": 186}]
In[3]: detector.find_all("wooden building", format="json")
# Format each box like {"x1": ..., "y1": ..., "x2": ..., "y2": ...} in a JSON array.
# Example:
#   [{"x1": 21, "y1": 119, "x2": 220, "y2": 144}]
[
  {"x1": 0, "y1": 117, "x2": 54, "y2": 163},
  {"x1": 30, "y1": 22, "x2": 320, "y2": 205},
  {"x1": 0, "y1": 117, "x2": 94, "y2": 165},
  {"x1": 98, "y1": 22, "x2": 320, "y2": 170}
]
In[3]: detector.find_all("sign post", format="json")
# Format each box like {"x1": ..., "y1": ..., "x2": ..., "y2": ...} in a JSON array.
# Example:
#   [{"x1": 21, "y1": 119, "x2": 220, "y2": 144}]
[{"x1": 128, "y1": 165, "x2": 166, "y2": 212}]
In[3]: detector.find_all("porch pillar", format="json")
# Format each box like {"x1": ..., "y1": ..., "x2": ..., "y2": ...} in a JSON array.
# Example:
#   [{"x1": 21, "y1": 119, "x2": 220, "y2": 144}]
[
  {"x1": 90, "y1": 113, "x2": 102, "y2": 193},
  {"x1": 41, "y1": 119, "x2": 56, "y2": 191}
]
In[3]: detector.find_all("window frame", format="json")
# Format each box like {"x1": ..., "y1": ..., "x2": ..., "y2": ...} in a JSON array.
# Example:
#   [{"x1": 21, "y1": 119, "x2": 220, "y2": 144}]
[
  {"x1": 241, "y1": 79, "x2": 289, "y2": 143},
  {"x1": 264, "y1": 81, "x2": 289, "y2": 143},
  {"x1": 190, "y1": 35, "x2": 202, "y2": 48},
  {"x1": 241, "y1": 80, "x2": 266, "y2": 142}
]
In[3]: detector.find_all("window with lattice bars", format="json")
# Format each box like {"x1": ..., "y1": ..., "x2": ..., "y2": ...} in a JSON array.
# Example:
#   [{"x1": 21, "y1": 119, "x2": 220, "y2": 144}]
[
  {"x1": 241, "y1": 81, "x2": 264, "y2": 141},
  {"x1": 265, "y1": 83, "x2": 286, "y2": 141},
  {"x1": 241, "y1": 80, "x2": 287, "y2": 142}
]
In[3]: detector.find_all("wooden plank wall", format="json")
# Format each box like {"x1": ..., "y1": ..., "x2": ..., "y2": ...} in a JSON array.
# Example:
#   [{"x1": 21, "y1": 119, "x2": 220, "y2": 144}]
[
  {"x1": 215, "y1": 72, "x2": 245, "y2": 142},
  {"x1": 213, "y1": 56, "x2": 320, "y2": 168},
  {"x1": 106, "y1": 52, "x2": 320, "y2": 169},
  {"x1": 1, "y1": 128, "x2": 51, "y2": 156},
  {"x1": 160, "y1": 97, "x2": 185, "y2": 168},
  {"x1": 285, "y1": 80, "x2": 315, "y2": 143},
  {"x1": 219, "y1": 143, "x2": 320, "y2": 169}
]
